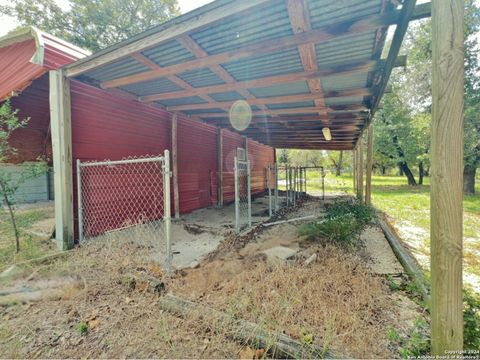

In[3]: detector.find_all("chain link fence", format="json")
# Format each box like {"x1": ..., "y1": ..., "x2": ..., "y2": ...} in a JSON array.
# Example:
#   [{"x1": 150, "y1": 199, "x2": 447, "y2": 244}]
[
  {"x1": 77, "y1": 151, "x2": 172, "y2": 271},
  {"x1": 234, "y1": 157, "x2": 251, "y2": 233}
]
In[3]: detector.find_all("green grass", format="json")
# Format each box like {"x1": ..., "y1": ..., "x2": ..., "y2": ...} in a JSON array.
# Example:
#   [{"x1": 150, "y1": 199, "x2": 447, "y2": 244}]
[
  {"x1": 0, "y1": 209, "x2": 57, "y2": 268},
  {"x1": 305, "y1": 173, "x2": 480, "y2": 278}
]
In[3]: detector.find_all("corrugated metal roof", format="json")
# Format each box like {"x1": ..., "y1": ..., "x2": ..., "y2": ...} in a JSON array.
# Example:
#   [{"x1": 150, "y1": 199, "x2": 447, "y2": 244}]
[
  {"x1": 177, "y1": 67, "x2": 225, "y2": 87},
  {"x1": 248, "y1": 81, "x2": 310, "y2": 98},
  {"x1": 190, "y1": 1, "x2": 292, "y2": 55},
  {"x1": 222, "y1": 48, "x2": 304, "y2": 81},
  {"x1": 120, "y1": 77, "x2": 183, "y2": 96},
  {"x1": 142, "y1": 39, "x2": 196, "y2": 67},
  {"x1": 62, "y1": 0, "x2": 410, "y2": 149},
  {"x1": 84, "y1": 57, "x2": 149, "y2": 82}
]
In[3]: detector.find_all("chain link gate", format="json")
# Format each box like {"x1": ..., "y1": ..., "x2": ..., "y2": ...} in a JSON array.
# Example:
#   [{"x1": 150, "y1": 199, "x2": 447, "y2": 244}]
[
  {"x1": 77, "y1": 151, "x2": 172, "y2": 272},
  {"x1": 234, "y1": 156, "x2": 251, "y2": 233}
]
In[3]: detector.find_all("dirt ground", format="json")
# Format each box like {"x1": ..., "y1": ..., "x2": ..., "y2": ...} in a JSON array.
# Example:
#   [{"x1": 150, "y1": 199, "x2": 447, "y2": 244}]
[{"x1": 0, "y1": 195, "x2": 427, "y2": 359}]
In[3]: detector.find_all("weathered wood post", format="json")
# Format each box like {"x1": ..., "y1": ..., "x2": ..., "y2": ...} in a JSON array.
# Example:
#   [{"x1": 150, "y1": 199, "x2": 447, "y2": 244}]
[
  {"x1": 356, "y1": 138, "x2": 364, "y2": 201},
  {"x1": 365, "y1": 125, "x2": 373, "y2": 205},
  {"x1": 352, "y1": 149, "x2": 357, "y2": 195},
  {"x1": 431, "y1": 0, "x2": 464, "y2": 353},
  {"x1": 49, "y1": 70, "x2": 74, "y2": 250}
]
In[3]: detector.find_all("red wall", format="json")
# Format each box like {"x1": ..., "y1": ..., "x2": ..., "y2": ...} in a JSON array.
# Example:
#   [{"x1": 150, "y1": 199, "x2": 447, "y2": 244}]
[
  {"x1": 70, "y1": 80, "x2": 274, "y2": 239},
  {"x1": 177, "y1": 115, "x2": 218, "y2": 213},
  {"x1": 7, "y1": 74, "x2": 52, "y2": 163}
]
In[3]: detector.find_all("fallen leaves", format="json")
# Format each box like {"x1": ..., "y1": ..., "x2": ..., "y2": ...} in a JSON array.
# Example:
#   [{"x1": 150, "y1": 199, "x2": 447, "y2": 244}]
[{"x1": 239, "y1": 346, "x2": 265, "y2": 359}]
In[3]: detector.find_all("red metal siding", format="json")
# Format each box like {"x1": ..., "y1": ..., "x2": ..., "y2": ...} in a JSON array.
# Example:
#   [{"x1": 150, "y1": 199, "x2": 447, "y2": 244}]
[
  {"x1": 0, "y1": 39, "x2": 46, "y2": 100},
  {"x1": 177, "y1": 115, "x2": 218, "y2": 213},
  {"x1": 221, "y1": 130, "x2": 244, "y2": 204},
  {"x1": 7, "y1": 74, "x2": 52, "y2": 163},
  {"x1": 71, "y1": 80, "x2": 172, "y2": 238},
  {"x1": 247, "y1": 138, "x2": 275, "y2": 195}
]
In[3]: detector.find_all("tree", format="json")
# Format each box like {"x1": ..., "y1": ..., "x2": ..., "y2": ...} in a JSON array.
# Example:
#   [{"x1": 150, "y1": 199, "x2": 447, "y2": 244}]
[
  {"x1": 0, "y1": 0, "x2": 180, "y2": 52},
  {"x1": 287, "y1": 149, "x2": 323, "y2": 167},
  {"x1": 329, "y1": 150, "x2": 344, "y2": 176},
  {"x1": 0, "y1": 101, "x2": 47, "y2": 253},
  {"x1": 401, "y1": 0, "x2": 480, "y2": 194}
]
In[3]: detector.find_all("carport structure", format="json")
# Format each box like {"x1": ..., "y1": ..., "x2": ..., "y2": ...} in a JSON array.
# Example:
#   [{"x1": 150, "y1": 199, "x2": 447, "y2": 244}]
[{"x1": 50, "y1": 0, "x2": 464, "y2": 355}]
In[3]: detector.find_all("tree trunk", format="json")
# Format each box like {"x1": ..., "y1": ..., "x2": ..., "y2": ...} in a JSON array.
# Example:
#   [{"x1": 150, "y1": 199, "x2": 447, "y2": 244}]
[
  {"x1": 399, "y1": 166, "x2": 404, "y2": 176},
  {"x1": 335, "y1": 150, "x2": 343, "y2": 176},
  {"x1": 0, "y1": 182, "x2": 20, "y2": 253},
  {"x1": 418, "y1": 161, "x2": 424, "y2": 185},
  {"x1": 463, "y1": 165, "x2": 477, "y2": 195},
  {"x1": 425, "y1": 166, "x2": 430, "y2": 177},
  {"x1": 400, "y1": 162, "x2": 417, "y2": 186},
  {"x1": 381, "y1": 165, "x2": 387, "y2": 175}
]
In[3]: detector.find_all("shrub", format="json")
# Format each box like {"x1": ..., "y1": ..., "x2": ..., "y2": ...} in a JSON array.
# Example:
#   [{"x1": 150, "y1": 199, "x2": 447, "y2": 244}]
[{"x1": 299, "y1": 200, "x2": 376, "y2": 246}]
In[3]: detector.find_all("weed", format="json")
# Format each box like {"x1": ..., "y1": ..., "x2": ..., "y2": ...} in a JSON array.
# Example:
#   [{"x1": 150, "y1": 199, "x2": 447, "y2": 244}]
[
  {"x1": 387, "y1": 318, "x2": 430, "y2": 358},
  {"x1": 464, "y1": 286, "x2": 480, "y2": 350},
  {"x1": 299, "y1": 200, "x2": 376, "y2": 246},
  {"x1": 77, "y1": 321, "x2": 88, "y2": 336}
]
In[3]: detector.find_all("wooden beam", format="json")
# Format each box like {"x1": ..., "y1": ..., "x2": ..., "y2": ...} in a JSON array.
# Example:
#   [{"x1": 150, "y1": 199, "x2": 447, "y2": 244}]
[
  {"x1": 139, "y1": 59, "x2": 403, "y2": 102},
  {"x1": 430, "y1": 0, "x2": 464, "y2": 353},
  {"x1": 130, "y1": 52, "x2": 222, "y2": 109},
  {"x1": 100, "y1": 7, "x2": 424, "y2": 89},
  {"x1": 64, "y1": 0, "x2": 271, "y2": 77},
  {"x1": 217, "y1": 128, "x2": 223, "y2": 207},
  {"x1": 365, "y1": 124, "x2": 373, "y2": 205},
  {"x1": 194, "y1": 107, "x2": 366, "y2": 119},
  {"x1": 166, "y1": 88, "x2": 372, "y2": 111},
  {"x1": 178, "y1": 35, "x2": 268, "y2": 111},
  {"x1": 49, "y1": 70, "x2": 74, "y2": 250},
  {"x1": 171, "y1": 113, "x2": 180, "y2": 219},
  {"x1": 286, "y1": 0, "x2": 328, "y2": 121},
  {"x1": 352, "y1": 149, "x2": 357, "y2": 194},
  {"x1": 356, "y1": 137, "x2": 364, "y2": 201}
]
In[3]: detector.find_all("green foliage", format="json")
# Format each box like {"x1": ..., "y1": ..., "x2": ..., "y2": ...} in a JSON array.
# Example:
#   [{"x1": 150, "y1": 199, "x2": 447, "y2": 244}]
[
  {"x1": 463, "y1": 287, "x2": 480, "y2": 350},
  {"x1": 0, "y1": 0, "x2": 180, "y2": 52},
  {"x1": 299, "y1": 200, "x2": 376, "y2": 246},
  {"x1": 387, "y1": 319, "x2": 430, "y2": 358},
  {"x1": 77, "y1": 321, "x2": 88, "y2": 336}
]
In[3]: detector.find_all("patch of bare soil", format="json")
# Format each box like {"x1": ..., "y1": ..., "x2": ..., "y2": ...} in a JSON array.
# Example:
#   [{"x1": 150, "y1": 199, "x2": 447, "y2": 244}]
[{"x1": 0, "y1": 197, "x2": 426, "y2": 359}]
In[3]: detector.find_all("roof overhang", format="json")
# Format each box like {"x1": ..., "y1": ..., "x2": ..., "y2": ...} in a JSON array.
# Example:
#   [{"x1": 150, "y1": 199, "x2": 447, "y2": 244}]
[{"x1": 63, "y1": 0, "x2": 431, "y2": 150}]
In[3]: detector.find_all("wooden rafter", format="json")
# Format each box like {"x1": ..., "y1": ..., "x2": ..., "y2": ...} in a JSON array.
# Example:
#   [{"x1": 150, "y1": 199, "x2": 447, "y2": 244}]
[
  {"x1": 165, "y1": 88, "x2": 372, "y2": 111},
  {"x1": 286, "y1": 0, "x2": 328, "y2": 123},
  {"x1": 130, "y1": 52, "x2": 224, "y2": 109},
  {"x1": 139, "y1": 58, "x2": 405, "y2": 102},
  {"x1": 177, "y1": 35, "x2": 268, "y2": 111},
  {"x1": 99, "y1": 7, "x2": 428, "y2": 89}
]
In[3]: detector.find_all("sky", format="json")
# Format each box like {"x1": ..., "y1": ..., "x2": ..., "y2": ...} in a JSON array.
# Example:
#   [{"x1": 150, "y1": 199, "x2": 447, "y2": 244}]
[{"x1": 0, "y1": 0, "x2": 214, "y2": 37}]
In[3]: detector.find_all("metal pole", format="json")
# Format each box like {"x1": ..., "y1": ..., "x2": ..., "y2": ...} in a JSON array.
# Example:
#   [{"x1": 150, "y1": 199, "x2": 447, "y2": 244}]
[
  {"x1": 76, "y1": 159, "x2": 83, "y2": 242},
  {"x1": 163, "y1": 150, "x2": 172, "y2": 273},
  {"x1": 247, "y1": 160, "x2": 252, "y2": 227},
  {"x1": 274, "y1": 163, "x2": 279, "y2": 211},
  {"x1": 268, "y1": 164, "x2": 272, "y2": 217},
  {"x1": 234, "y1": 157, "x2": 240, "y2": 233},
  {"x1": 322, "y1": 167, "x2": 325, "y2": 201},
  {"x1": 293, "y1": 167, "x2": 297, "y2": 206}
]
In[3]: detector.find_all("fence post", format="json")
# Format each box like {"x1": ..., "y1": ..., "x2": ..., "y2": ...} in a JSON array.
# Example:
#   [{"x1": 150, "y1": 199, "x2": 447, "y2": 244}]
[
  {"x1": 76, "y1": 159, "x2": 83, "y2": 242},
  {"x1": 247, "y1": 160, "x2": 252, "y2": 227},
  {"x1": 305, "y1": 168, "x2": 308, "y2": 194},
  {"x1": 234, "y1": 156, "x2": 240, "y2": 233},
  {"x1": 293, "y1": 167, "x2": 297, "y2": 206},
  {"x1": 268, "y1": 164, "x2": 272, "y2": 217},
  {"x1": 274, "y1": 163, "x2": 279, "y2": 211},
  {"x1": 163, "y1": 150, "x2": 172, "y2": 273}
]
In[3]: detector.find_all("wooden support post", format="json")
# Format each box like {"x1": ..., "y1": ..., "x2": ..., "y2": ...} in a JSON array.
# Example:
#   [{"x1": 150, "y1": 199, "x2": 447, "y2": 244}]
[
  {"x1": 357, "y1": 138, "x2": 364, "y2": 201},
  {"x1": 49, "y1": 70, "x2": 74, "y2": 250},
  {"x1": 365, "y1": 124, "x2": 373, "y2": 205},
  {"x1": 352, "y1": 149, "x2": 356, "y2": 194},
  {"x1": 431, "y1": 0, "x2": 464, "y2": 353},
  {"x1": 171, "y1": 113, "x2": 179, "y2": 219},
  {"x1": 217, "y1": 128, "x2": 223, "y2": 207},
  {"x1": 244, "y1": 136, "x2": 249, "y2": 161}
]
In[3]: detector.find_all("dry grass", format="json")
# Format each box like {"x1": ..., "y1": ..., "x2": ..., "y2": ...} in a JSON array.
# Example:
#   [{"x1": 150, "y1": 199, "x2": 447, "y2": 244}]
[
  {"x1": 171, "y1": 245, "x2": 397, "y2": 358},
  {"x1": 0, "y1": 198, "x2": 424, "y2": 359}
]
